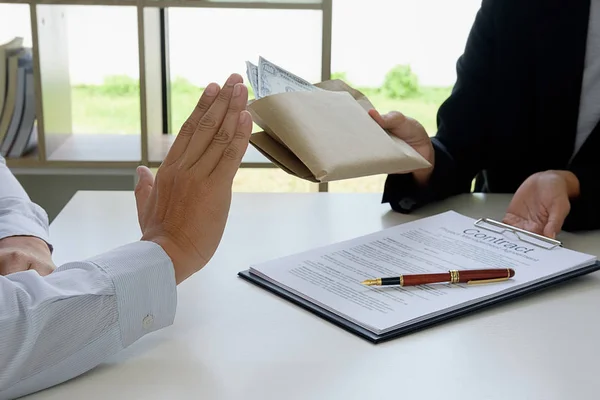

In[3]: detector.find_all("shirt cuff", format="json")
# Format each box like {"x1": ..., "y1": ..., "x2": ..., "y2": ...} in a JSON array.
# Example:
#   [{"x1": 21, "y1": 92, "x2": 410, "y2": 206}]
[
  {"x1": 382, "y1": 172, "x2": 422, "y2": 213},
  {"x1": 0, "y1": 197, "x2": 52, "y2": 250},
  {"x1": 381, "y1": 137, "x2": 458, "y2": 214},
  {"x1": 84, "y1": 240, "x2": 178, "y2": 347}
]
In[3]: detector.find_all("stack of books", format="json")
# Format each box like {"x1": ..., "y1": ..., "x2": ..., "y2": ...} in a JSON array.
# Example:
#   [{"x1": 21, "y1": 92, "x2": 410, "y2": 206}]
[{"x1": 0, "y1": 37, "x2": 37, "y2": 159}]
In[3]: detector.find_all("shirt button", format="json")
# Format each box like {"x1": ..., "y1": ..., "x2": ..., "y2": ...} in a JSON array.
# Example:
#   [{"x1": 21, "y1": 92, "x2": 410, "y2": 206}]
[{"x1": 143, "y1": 314, "x2": 154, "y2": 330}]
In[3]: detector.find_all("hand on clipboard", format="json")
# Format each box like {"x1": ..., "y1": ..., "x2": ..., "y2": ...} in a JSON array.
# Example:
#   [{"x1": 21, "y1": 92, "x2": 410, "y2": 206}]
[
  {"x1": 502, "y1": 170, "x2": 579, "y2": 239},
  {"x1": 474, "y1": 217, "x2": 562, "y2": 250}
]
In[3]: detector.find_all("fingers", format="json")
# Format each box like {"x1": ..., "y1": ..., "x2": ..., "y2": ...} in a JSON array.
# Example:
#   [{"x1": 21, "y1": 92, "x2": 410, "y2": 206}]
[
  {"x1": 163, "y1": 82, "x2": 221, "y2": 166},
  {"x1": 180, "y1": 73, "x2": 244, "y2": 170},
  {"x1": 368, "y1": 109, "x2": 406, "y2": 130},
  {"x1": 503, "y1": 213, "x2": 545, "y2": 235},
  {"x1": 368, "y1": 109, "x2": 385, "y2": 127},
  {"x1": 502, "y1": 214, "x2": 529, "y2": 232},
  {"x1": 134, "y1": 166, "x2": 154, "y2": 222},
  {"x1": 544, "y1": 204, "x2": 570, "y2": 239},
  {"x1": 194, "y1": 83, "x2": 248, "y2": 174},
  {"x1": 211, "y1": 110, "x2": 252, "y2": 181},
  {"x1": 502, "y1": 213, "x2": 519, "y2": 227},
  {"x1": 0, "y1": 249, "x2": 56, "y2": 276},
  {"x1": 31, "y1": 262, "x2": 55, "y2": 276}
]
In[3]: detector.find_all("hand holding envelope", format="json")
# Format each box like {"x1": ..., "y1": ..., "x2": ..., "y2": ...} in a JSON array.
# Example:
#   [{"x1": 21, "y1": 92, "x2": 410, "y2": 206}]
[{"x1": 245, "y1": 57, "x2": 431, "y2": 183}]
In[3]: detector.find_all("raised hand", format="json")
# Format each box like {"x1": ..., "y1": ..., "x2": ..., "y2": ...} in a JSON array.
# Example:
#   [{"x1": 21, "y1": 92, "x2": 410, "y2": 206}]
[{"x1": 133, "y1": 73, "x2": 252, "y2": 284}]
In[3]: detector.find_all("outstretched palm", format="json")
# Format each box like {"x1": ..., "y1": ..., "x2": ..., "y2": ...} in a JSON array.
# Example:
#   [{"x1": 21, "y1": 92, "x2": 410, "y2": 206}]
[{"x1": 503, "y1": 172, "x2": 571, "y2": 239}]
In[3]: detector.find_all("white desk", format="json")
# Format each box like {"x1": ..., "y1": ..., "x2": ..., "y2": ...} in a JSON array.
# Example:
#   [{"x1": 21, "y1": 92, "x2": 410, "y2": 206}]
[{"x1": 25, "y1": 192, "x2": 600, "y2": 400}]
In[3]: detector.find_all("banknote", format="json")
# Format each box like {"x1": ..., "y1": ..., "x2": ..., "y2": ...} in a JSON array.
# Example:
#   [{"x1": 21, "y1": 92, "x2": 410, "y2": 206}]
[
  {"x1": 245, "y1": 56, "x2": 321, "y2": 98},
  {"x1": 245, "y1": 61, "x2": 260, "y2": 99},
  {"x1": 254, "y1": 56, "x2": 320, "y2": 98},
  {"x1": 258, "y1": 56, "x2": 320, "y2": 97}
]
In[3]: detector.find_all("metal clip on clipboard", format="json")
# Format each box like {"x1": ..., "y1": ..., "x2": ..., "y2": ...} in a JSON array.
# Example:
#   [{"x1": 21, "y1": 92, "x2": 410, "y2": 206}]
[{"x1": 473, "y1": 218, "x2": 562, "y2": 250}]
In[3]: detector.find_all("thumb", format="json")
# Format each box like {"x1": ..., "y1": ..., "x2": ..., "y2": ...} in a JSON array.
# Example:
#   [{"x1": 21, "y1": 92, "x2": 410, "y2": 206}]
[
  {"x1": 368, "y1": 109, "x2": 406, "y2": 130},
  {"x1": 31, "y1": 261, "x2": 56, "y2": 276},
  {"x1": 134, "y1": 166, "x2": 154, "y2": 214},
  {"x1": 543, "y1": 222, "x2": 559, "y2": 239},
  {"x1": 543, "y1": 209, "x2": 568, "y2": 239}
]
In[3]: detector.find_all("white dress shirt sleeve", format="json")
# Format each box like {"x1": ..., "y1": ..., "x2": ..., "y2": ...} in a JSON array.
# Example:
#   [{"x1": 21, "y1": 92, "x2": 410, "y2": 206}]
[
  {"x1": 0, "y1": 155, "x2": 51, "y2": 246},
  {"x1": 0, "y1": 156, "x2": 178, "y2": 399},
  {"x1": 0, "y1": 238, "x2": 178, "y2": 400}
]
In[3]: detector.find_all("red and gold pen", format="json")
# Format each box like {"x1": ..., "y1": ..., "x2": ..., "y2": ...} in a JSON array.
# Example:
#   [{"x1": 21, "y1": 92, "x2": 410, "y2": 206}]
[{"x1": 361, "y1": 268, "x2": 515, "y2": 287}]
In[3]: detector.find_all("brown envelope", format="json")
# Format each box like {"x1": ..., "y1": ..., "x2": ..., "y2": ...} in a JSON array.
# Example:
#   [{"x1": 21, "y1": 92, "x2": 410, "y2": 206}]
[{"x1": 247, "y1": 79, "x2": 431, "y2": 183}]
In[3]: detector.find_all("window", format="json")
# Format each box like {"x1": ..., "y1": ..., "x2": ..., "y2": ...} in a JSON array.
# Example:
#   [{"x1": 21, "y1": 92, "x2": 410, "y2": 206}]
[
  {"x1": 0, "y1": 5, "x2": 31, "y2": 46},
  {"x1": 37, "y1": 5, "x2": 141, "y2": 162},
  {"x1": 166, "y1": 7, "x2": 322, "y2": 134},
  {"x1": 327, "y1": 0, "x2": 480, "y2": 192},
  {"x1": 159, "y1": 6, "x2": 324, "y2": 192},
  {"x1": 4, "y1": 0, "x2": 482, "y2": 190}
]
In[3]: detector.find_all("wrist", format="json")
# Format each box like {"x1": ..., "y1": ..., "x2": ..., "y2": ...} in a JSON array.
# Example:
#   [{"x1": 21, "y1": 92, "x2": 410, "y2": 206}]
[
  {"x1": 141, "y1": 234, "x2": 205, "y2": 285},
  {"x1": 0, "y1": 235, "x2": 51, "y2": 256},
  {"x1": 412, "y1": 141, "x2": 435, "y2": 186},
  {"x1": 548, "y1": 170, "x2": 580, "y2": 198}
]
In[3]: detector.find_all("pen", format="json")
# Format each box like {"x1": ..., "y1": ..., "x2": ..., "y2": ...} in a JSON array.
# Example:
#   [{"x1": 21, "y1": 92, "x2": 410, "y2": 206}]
[{"x1": 361, "y1": 268, "x2": 515, "y2": 287}]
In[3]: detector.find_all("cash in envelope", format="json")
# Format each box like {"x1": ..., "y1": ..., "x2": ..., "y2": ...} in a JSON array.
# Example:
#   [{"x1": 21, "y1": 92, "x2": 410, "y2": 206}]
[{"x1": 244, "y1": 57, "x2": 430, "y2": 183}]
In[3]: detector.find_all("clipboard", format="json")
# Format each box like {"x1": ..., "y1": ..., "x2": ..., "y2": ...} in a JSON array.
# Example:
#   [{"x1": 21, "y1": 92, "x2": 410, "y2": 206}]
[
  {"x1": 473, "y1": 217, "x2": 562, "y2": 250},
  {"x1": 238, "y1": 215, "x2": 600, "y2": 344}
]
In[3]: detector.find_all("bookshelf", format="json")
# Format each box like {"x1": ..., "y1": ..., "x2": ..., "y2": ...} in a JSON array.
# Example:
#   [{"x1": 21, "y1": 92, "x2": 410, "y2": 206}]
[{"x1": 1, "y1": 0, "x2": 332, "y2": 189}]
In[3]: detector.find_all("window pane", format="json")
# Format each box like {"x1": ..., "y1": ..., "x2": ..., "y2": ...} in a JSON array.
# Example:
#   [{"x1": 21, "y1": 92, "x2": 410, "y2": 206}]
[
  {"x1": 65, "y1": 6, "x2": 140, "y2": 135},
  {"x1": 0, "y1": 5, "x2": 32, "y2": 47},
  {"x1": 233, "y1": 168, "x2": 313, "y2": 192},
  {"x1": 151, "y1": 167, "x2": 314, "y2": 192},
  {"x1": 186, "y1": 0, "x2": 323, "y2": 3},
  {"x1": 331, "y1": 0, "x2": 479, "y2": 135},
  {"x1": 154, "y1": 6, "x2": 322, "y2": 191},
  {"x1": 166, "y1": 7, "x2": 322, "y2": 134},
  {"x1": 37, "y1": 5, "x2": 141, "y2": 162},
  {"x1": 329, "y1": 0, "x2": 480, "y2": 192}
]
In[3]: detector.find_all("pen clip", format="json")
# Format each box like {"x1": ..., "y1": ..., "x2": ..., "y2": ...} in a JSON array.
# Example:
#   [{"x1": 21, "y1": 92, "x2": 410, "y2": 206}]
[
  {"x1": 467, "y1": 276, "x2": 511, "y2": 285},
  {"x1": 467, "y1": 267, "x2": 513, "y2": 285}
]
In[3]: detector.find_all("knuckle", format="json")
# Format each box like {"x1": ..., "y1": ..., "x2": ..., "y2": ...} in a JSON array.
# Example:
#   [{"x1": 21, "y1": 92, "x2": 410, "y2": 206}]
[
  {"x1": 228, "y1": 99, "x2": 244, "y2": 113},
  {"x1": 390, "y1": 112, "x2": 405, "y2": 122},
  {"x1": 179, "y1": 120, "x2": 195, "y2": 136},
  {"x1": 216, "y1": 90, "x2": 230, "y2": 103},
  {"x1": 210, "y1": 93, "x2": 229, "y2": 110},
  {"x1": 223, "y1": 146, "x2": 239, "y2": 160},
  {"x1": 6, "y1": 249, "x2": 28, "y2": 263},
  {"x1": 155, "y1": 168, "x2": 172, "y2": 186},
  {"x1": 233, "y1": 130, "x2": 247, "y2": 141},
  {"x1": 199, "y1": 114, "x2": 218, "y2": 130},
  {"x1": 195, "y1": 97, "x2": 211, "y2": 114},
  {"x1": 213, "y1": 128, "x2": 232, "y2": 144}
]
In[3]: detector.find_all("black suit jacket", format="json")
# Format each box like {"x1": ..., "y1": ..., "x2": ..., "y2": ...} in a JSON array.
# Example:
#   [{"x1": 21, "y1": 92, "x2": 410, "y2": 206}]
[{"x1": 383, "y1": 0, "x2": 600, "y2": 231}]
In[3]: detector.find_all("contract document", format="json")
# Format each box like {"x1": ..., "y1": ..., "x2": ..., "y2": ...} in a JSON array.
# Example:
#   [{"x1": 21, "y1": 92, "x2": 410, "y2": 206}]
[{"x1": 242, "y1": 211, "x2": 598, "y2": 340}]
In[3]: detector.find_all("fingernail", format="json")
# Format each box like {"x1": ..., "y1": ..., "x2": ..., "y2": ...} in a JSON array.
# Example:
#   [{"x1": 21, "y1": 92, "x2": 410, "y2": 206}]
[
  {"x1": 240, "y1": 111, "x2": 249, "y2": 124},
  {"x1": 205, "y1": 83, "x2": 218, "y2": 95},
  {"x1": 226, "y1": 74, "x2": 237, "y2": 86},
  {"x1": 234, "y1": 84, "x2": 242, "y2": 97}
]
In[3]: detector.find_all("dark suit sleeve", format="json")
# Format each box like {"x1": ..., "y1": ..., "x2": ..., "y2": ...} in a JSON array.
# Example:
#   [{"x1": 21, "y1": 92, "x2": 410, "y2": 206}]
[
  {"x1": 382, "y1": 0, "x2": 498, "y2": 213},
  {"x1": 563, "y1": 158, "x2": 600, "y2": 232}
]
